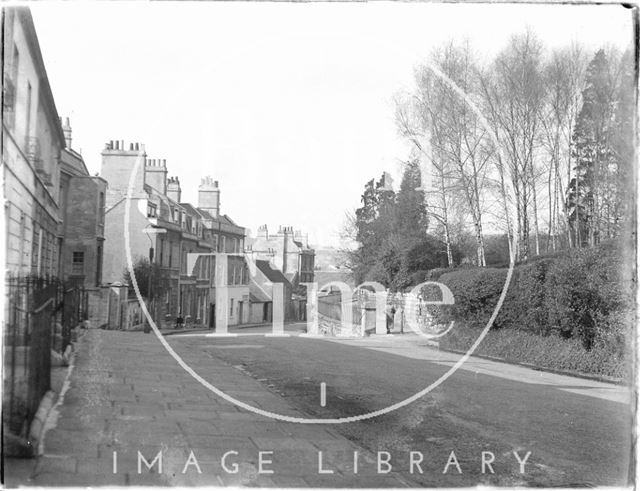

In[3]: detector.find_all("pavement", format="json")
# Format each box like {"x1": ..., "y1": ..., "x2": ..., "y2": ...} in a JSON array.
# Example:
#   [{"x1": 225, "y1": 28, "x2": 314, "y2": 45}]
[
  {"x1": 3, "y1": 328, "x2": 413, "y2": 487},
  {"x1": 159, "y1": 321, "x2": 306, "y2": 337}
]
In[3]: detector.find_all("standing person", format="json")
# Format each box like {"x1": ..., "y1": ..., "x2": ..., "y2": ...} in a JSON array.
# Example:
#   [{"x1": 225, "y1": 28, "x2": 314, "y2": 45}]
[
  {"x1": 386, "y1": 305, "x2": 396, "y2": 334},
  {"x1": 175, "y1": 312, "x2": 184, "y2": 330}
]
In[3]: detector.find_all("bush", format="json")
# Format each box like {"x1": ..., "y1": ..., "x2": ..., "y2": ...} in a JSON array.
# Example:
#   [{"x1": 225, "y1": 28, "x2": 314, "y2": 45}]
[
  {"x1": 544, "y1": 240, "x2": 633, "y2": 350},
  {"x1": 424, "y1": 242, "x2": 635, "y2": 359},
  {"x1": 409, "y1": 266, "x2": 461, "y2": 286},
  {"x1": 430, "y1": 240, "x2": 634, "y2": 375},
  {"x1": 409, "y1": 270, "x2": 430, "y2": 285},
  {"x1": 484, "y1": 234, "x2": 511, "y2": 267},
  {"x1": 437, "y1": 267, "x2": 508, "y2": 328},
  {"x1": 426, "y1": 267, "x2": 458, "y2": 282},
  {"x1": 502, "y1": 258, "x2": 555, "y2": 335}
]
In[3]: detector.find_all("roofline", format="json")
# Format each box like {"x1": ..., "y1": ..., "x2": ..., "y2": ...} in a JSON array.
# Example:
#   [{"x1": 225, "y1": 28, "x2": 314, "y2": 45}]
[
  {"x1": 255, "y1": 260, "x2": 291, "y2": 286},
  {"x1": 15, "y1": 8, "x2": 66, "y2": 147},
  {"x1": 61, "y1": 147, "x2": 89, "y2": 176},
  {"x1": 179, "y1": 202, "x2": 206, "y2": 218}
]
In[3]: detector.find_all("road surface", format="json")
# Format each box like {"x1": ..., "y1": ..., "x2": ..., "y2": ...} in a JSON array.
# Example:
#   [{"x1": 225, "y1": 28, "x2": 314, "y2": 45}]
[{"x1": 168, "y1": 325, "x2": 632, "y2": 487}]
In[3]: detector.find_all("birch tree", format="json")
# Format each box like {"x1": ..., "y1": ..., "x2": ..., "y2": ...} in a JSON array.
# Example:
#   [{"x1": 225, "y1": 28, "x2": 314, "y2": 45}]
[
  {"x1": 398, "y1": 42, "x2": 490, "y2": 266},
  {"x1": 396, "y1": 95, "x2": 457, "y2": 267},
  {"x1": 540, "y1": 44, "x2": 587, "y2": 250},
  {"x1": 479, "y1": 31, "x2": 546, "y2": 261}
]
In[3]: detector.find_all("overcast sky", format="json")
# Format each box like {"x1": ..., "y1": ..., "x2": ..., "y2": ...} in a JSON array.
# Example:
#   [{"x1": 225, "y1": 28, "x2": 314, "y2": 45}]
[{"x1": 31, "y1": 2, "x2": 633, "y2": 247}]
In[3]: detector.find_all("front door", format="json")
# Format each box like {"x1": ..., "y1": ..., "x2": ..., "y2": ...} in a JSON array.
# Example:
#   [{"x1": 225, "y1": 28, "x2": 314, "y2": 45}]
[{"x1": 209, "y1": 303, "x2": 216, "y2": 328}]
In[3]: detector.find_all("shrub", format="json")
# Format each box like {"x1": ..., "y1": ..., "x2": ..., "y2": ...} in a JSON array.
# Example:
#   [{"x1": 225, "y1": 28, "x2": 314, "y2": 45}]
[
  {"x1": 502, "y1": 258, "x2": 555, "y2": 335},
  {"x1": 432, "y1": 240, "x2": 634, "y2": 354},
  {"x1": 426, "y1": 267, "x2": 457, "y2": 282},
  {"x1": 410, "y1": 270, "x2": 430, "y2": 285},
  {"x1": 409, "y1": 267, "x2": 459, "y2": 286},
  {"x1": 437, "y1": 267, "x2": 507, "y2": 328},
  {"x1": 484, "y1": 234, "x2": 511, "y2": 267},
  {"x1": 544, "y1": 240, "x2": 634, "y2": 350}
]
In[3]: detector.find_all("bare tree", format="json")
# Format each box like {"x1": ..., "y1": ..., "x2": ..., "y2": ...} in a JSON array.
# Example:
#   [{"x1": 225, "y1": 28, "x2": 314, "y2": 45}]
[
  {"x1": 479, "y1": 30, "x2": 546, "y2": 261},
  {"x1": 540, "y1": 43, "x2": 588, "y2": 251},
  {"x1": 396, "y1": 95, "x2": 457, "y2": 267},
  {"x1": 400, "y1": 42, "x2": 490, "y2": 266}
]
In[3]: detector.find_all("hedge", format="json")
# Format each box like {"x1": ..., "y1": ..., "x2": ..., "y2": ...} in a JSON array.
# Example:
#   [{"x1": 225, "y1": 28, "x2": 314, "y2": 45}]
[{"x1": 426, "y1": 240, "x2": 634, "y2": 375}]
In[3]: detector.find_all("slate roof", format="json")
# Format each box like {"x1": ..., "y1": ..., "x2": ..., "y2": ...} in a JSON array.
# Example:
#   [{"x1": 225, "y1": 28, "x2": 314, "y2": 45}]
[
  {"x1": 179, "y1": 202, "x2": 203, "y2": 217},
  {"x1": 220, "y1": 214, "x2": 238, "y2": 226},
  {"x1": 255, "y1": 260, "x2": 291, "y2": 287},
  {"x1": 197, "y1": 208, "x2": 215, "y2": 220},
  {"x1": 196, "y1": 208, "x2": 242, "y2": 228}
]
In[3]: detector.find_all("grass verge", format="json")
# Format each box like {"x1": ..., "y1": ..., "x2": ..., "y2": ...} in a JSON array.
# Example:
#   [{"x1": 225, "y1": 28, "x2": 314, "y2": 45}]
[{"x1": 439, "y1": 325, "x2": 630, "y2": 380}]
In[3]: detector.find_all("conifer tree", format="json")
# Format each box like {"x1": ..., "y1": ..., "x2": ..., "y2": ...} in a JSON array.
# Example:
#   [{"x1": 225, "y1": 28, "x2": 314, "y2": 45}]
[{"x1": 567, "y1": 49, "x2": 616, "y2": 246}]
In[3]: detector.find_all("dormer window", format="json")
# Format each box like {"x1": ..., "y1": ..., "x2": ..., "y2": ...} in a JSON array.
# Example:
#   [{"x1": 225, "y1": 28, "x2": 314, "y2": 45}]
[{"x1": 147, "y1": 203, "x2": 158, "y2": 218}]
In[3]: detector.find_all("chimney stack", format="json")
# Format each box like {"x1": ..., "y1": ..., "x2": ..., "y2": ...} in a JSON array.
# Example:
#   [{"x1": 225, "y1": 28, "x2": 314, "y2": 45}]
[
  {"x1": 198, "y1": 175, "x2": 220, "y2": 219},
  {"x1": 62, "y1": 117, "x2": 72, "y2": 148},
  {"x1": 144, "y1": 157, "x2": 168, "y2": 194},
  {"x1": 101, "y1": 139, "x2": 147, "y2": 208},
  {"x1": 257, "y1": 224, "x2": 269, "y2": 240},
  {"x1": 167, "y1": 176, "x2": 182, "y2": 202}
]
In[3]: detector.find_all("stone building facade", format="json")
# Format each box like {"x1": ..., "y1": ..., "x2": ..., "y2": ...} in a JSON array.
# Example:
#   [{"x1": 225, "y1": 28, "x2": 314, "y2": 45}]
[
  {"x1": 58, "y1": 120, "x2": 107, "y2": 288},
  {"x1": 249, "y1": 225, "x2": 316, "y2": 286},
  {"x1": 3, "y1": 7, "x2": 66, "y2": 277},
  {"x1": 248, "y1": 259, "x2": 294, "y2": 323},
  {"x1": 3, "y1": 7, "x2": 108, "y2": 337},
  {"x1": 100, "y1": 143, "x2": 249, "y2": 327}
]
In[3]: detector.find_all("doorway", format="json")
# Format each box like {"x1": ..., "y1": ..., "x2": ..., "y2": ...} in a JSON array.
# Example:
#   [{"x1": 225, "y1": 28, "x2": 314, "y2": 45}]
[{"x1": 209, "y1": 303, "x2": 216, "y2": 329}]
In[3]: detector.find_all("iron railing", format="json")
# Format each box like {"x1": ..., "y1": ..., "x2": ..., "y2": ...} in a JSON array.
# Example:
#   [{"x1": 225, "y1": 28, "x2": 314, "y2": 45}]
[{"x1": 3, "y1": 274, "x2": 87, "y2": 440}]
